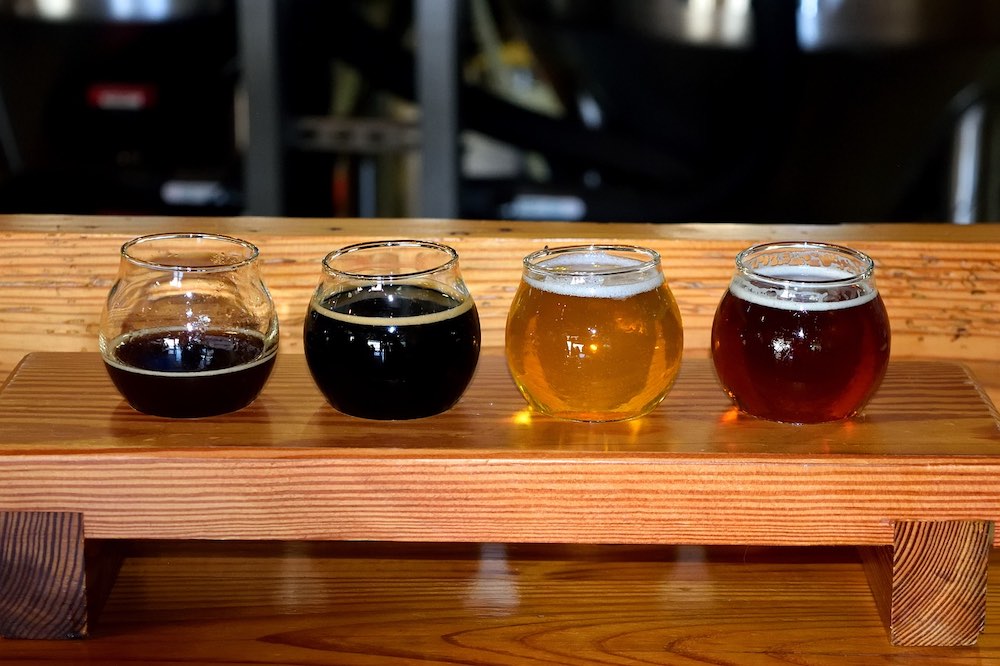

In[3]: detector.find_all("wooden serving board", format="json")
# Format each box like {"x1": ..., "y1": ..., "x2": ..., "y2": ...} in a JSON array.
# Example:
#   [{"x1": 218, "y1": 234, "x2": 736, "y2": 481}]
[
  {"x1": 0, "y1": 351, "x2": 998, "y2": 543},
  {"x1": 1, "y1": 351, "x2": 999, "y2": 646}
]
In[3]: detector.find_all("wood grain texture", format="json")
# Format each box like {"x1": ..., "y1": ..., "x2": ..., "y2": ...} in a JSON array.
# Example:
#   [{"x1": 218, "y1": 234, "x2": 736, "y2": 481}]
[
  {"x1": 889, "y1": 521, "x2": 994, "y2": 646},
  {"x1": 82, "y1": 539, "x2": 123, "y2": 636},
  {"x1": 0, "y1": 352, "x2": 998, "y2": 548},
  {"x1": 0, "y1": 216, "x2": 997, "y2": 404},
  {"x1": 5, "y1": 540, "x2": 1000, "y2": 664},
  {"x1": 0, "y1": 511, "x2": 86, "y2": 639},
  {"x1": 860, "y1": 543, "x2": 896, "y2": 633},
  {"x1": 861, "y1": 521, "x2": 995, "y2": 647}
]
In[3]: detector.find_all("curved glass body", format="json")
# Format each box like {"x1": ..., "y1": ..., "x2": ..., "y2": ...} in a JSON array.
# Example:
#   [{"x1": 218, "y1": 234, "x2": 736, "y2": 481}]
[
  {"x1": 711, "y1": 241, "x2": 891, "y2": 424},
  {"x1": 99, "y1": 233, "x2": 279, "y2": 418},
  {"x1": 505, "y1": 244, "x2": 684, "y2": 422},
  {"x1": 303, "y1": 240, "x2": 481, "y2": 420}
]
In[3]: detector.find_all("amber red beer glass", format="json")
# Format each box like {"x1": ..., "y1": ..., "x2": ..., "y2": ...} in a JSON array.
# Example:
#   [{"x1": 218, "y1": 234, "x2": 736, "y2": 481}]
[
  {"x1": 711, "y1": 241, "x2": 891, "y2": 423},
  {"x1": 505, "y1": 244, "x2": 684, "y2": 422}
]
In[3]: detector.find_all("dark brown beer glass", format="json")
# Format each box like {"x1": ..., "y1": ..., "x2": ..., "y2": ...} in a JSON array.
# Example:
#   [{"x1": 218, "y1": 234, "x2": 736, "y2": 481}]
[
  {"x1": 711, "y1": 241, "x2": 891, "y2": 423},
  {"x1": 99, "y1": 233, "x2": 279, "y2": 418}
]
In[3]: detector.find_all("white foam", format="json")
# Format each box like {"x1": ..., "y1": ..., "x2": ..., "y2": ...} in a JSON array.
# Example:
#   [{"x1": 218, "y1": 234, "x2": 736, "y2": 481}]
[
  {"x1": 524, "y1": 252, "x2": 664, "y2": 299},
  {"x1": 311, "y1": 294, "x2": 474, "y2": 327},
  {"x1": 729, "y1": 264, "x2": 877, "y2": 312}
]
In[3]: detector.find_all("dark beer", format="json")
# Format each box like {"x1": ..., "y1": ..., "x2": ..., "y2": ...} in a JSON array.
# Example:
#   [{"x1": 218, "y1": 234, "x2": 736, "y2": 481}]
[
  {"x1": 304, "y1": 283, "x2": 481, "y2": 419},
  {"x1": 103, "y1": 328, "x2": 276, "y2": 418},
  {"x1": 711, "y1": 264, "x2": 891, "y2": 423}
]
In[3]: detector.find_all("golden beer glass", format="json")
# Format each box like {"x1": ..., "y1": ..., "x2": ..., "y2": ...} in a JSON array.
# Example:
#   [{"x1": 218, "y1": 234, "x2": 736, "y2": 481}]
[{"x1": 505, "y1": 244, "x2": 684, "y2": 422}]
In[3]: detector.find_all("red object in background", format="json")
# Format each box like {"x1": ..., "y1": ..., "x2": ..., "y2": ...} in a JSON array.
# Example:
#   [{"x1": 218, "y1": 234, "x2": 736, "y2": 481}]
[{"x1": 86, "y1": 83, "x2": 158, "y2": 111}]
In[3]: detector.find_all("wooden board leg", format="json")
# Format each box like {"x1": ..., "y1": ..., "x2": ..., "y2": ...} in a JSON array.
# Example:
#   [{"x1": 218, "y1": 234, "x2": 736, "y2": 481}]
[
  {"x1": 0, "y1": 511, "x2": 88, "y2": 639},
  {"x1": 84, "y1": 539, "x2": 124, "y2": 629},
  {"x1": 860, "y1": 520, "x2": 994, "y2": 647}
]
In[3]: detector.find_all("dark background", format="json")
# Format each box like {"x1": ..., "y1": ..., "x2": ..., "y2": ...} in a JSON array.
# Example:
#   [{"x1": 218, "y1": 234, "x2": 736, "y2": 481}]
[{"x1": 0, "y1": 0, "x2": 998, "y2": 223}]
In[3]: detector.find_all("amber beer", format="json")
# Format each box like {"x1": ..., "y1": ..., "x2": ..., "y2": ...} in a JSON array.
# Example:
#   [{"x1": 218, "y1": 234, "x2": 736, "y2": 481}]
[
  {"x1": 711, "y1": 242, "x2": 891, "y2": 423},
  {"x1": 505, "y1": 245, "x2": 683, "y2": 422}
]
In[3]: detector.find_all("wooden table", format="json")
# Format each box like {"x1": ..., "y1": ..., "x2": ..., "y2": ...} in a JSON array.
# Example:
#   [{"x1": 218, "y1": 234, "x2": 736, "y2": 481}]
[
  {"x1": 3, "y1": 540, "x2": 1000, "y2": 665},
  {"x1": 1, "y1": 215, "x2": 999, "y2": 664}
]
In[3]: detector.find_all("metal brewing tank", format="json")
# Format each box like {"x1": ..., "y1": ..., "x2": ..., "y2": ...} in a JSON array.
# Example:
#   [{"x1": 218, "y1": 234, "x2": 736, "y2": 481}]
[{"x1": 504, "y1": 0, "x2": 1000, "y2": 222}]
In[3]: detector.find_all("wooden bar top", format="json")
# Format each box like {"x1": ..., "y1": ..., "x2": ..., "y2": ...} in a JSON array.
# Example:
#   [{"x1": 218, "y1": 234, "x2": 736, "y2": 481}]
[{"x1": 2, "y1": 539, "x2": 999, "y2": 665}]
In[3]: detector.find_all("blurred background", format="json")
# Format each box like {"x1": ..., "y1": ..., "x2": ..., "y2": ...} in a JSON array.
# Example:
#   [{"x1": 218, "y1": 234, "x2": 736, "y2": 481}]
[{"x1": 0, "y1": 0, "x2": 998, "y2": 223}]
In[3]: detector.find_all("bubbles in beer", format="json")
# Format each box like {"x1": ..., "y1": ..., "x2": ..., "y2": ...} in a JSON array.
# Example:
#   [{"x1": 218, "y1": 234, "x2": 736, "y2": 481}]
[
  {"x1": 730, "y1": 264, "x2": 878, "y2": 312},
  {"x1": 525, "y1": 252, "x2": 664, "y2": 299},
  {"x1": 310, "y1": 285, "x2": 475, "y2": 327}
]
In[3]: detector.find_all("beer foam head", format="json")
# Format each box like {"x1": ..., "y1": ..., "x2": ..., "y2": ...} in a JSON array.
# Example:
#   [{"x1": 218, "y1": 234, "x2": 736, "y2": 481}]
[
  {"x1": 730, "y1": 264, "x2": 877, "y2": 311},
  {"x1": 525, "y1": 251, "x2": 664, "y2": 299}
]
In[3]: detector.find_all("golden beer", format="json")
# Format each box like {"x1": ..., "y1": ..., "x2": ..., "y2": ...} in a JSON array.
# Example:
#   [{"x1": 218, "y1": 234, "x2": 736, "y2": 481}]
[{"x1": 505, "y1": 245, "x2": 683, "y2": 421}]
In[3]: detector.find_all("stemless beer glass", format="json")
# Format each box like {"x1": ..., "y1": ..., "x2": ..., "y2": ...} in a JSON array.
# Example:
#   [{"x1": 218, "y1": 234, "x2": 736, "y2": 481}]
[
  {"x1": 303, "y1": 240, "x2": 481, "y2": 420},
  {"x1": 99, "y1": 233, "x2": 279, "y2": 418},
  {"x1": 505, "y1": 244, "x2": 684, "y2": 422},
  {"x1": 711, "y1": 241, "x2": 891, "y2": 424}
]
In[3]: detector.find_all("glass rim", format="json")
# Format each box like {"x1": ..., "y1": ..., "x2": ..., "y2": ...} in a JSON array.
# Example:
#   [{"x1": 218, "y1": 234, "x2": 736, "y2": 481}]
[
  {"x1": 121, "y1": 232, "x2": 259, "y2": 273},
  {"x1": 322, "y1": 239, "x2": 459, "y2": 280},
  {"x1": 523, "y1": 244, "x2": 661, "y2": 277},
  {"x1": 735, "y1": 241, "x2": 875, "y2": 287}
]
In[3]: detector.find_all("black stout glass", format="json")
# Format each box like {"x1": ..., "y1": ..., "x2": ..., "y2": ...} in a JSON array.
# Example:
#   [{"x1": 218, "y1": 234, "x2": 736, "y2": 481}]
[{"x1": 303, "y1": 240, "x2": 481, "y2": 420}]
